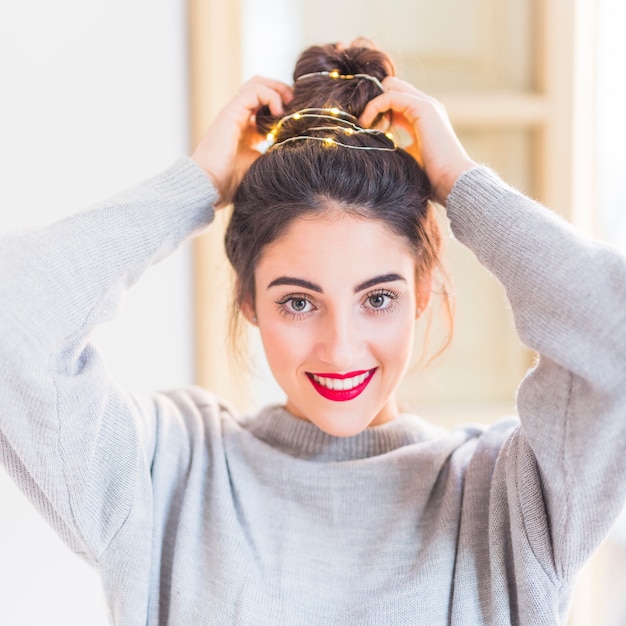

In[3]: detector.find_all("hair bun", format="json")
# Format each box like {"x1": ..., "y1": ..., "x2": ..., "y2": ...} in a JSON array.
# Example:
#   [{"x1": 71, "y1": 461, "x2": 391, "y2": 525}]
[
  {"x1": 294, "y1": 39, "x2": 394, "y2": 85},
  {"x1": 256, "y1": 39, "x2": 394, "y2": 136}
]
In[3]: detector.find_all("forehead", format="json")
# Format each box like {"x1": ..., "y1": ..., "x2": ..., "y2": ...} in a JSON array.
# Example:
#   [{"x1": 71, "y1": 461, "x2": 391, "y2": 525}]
[{"x1": 255, "y1": 212, "x2": 416, "y2": 286}]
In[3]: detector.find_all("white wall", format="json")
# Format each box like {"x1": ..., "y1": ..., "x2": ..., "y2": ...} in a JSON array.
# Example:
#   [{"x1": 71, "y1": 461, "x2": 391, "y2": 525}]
[
  {"x1": 0, "y1": 1, "x2": 189, "y2": 623},
  {"x1": 595, "y1": 1, "x2": 626, "y2": 623},
  {"x1": 597, "y1": 0, "x2": 626, "y2": 251}
]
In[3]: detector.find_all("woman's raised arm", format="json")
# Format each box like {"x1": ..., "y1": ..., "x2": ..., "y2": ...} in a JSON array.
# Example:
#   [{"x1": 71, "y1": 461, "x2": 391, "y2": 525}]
[
  {"x1": 0, "y1": 76, "x2": 291, "y2": 563},
  {"x1": 0, "y1": 158, "x2": 217, "y2": 560},
  {"x1": 364, "y1": 77, "x2": 626, "y2": 578}
]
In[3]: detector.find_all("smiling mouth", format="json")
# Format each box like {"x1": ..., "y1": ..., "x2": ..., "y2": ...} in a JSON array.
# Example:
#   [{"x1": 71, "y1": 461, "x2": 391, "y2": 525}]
[{"x1": 306, "y1": 368, "x2": 377, "y2": 402}]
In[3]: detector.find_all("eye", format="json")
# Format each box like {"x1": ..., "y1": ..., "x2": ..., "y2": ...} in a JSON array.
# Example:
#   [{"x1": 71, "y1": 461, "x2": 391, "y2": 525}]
[
  {"x1": 290, "y1": 298, "x2": 310, "y2": 313},
  {"x1": 368, "y1": 294, "x2": 387, "y2": 309},
  {"x1": 362, "y1": 289, "x2": 399, "y2": 314},
  {"x1": 275, "y1": 293, "x2": 316, "y2": 319}
]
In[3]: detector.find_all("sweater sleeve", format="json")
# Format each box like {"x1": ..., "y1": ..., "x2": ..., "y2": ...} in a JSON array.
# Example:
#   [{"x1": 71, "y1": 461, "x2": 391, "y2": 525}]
[
  {"x1": 446, "y1": 167, "x2": 626, "y2": 579},
  {"x1": 0, "y1": 157, "x2": 217, "y2": 561}
]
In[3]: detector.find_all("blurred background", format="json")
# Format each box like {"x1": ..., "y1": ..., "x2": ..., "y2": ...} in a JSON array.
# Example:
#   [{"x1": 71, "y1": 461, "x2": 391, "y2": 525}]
[{"x1": 0, "y1": 0, "x2": 624, "y2": 623}]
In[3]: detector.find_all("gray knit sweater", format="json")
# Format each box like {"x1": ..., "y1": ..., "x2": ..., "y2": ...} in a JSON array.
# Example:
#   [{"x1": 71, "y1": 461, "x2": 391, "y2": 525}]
[{"x1": 1, "y1": 158, "x2": 625, "y2": 625}]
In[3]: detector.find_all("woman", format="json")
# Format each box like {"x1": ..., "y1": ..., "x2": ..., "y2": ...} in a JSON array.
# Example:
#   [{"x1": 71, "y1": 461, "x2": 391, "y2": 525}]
[{"x1": 1, "y1": 42, "x2": 625, "y2": 625}]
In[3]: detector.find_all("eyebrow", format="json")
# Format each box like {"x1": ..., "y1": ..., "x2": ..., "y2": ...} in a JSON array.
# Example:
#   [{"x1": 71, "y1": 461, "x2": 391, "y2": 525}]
[
  {"x1": 267, "y1": 273, "x2": 406, "y2": 293},
  {"x1": 354, "y1": 273, "x2": 407, "y2": 292},
  {"x1": 267, "y1": 276, "x2": 323, "y2": 292}
]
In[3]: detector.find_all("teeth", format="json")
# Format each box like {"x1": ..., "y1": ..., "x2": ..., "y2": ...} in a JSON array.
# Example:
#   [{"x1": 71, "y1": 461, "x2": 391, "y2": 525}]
[{"x1": 312, "y1": 371, "x2": 370, "y2": 391}]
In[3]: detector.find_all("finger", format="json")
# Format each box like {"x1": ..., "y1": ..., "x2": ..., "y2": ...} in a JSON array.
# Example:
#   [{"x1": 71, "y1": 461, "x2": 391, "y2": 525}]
[
  {"x1": 224, "y1": 82, "x2": 292, "y2": 131},
  {"x1": 360, "y1": 92, "x2": 398, "y2": 128},
  {"x1": 245, "y1": 75, "x2": 293, "y2": 99},
  {"x1": 382, "y1": 77, "x2": 445, "y2": 109},
  {"x1": 381, "y1": 76, "x2": 431, "y2": 98},
  {"x1": 360, "y1": 77, "x2": 440, "y2": 128},
  {"x1": 266, "y1": 79, "x2": 294, "y2": 105},
  {"x1": 265, "y1": 90, "x2": 289, "y2": 117},
  {"x1": 241, "y1": 76, "x2": 293, "y2": 112},
  {"x1": 359, "y1": 92, "x2": 423, "y2": 129}
]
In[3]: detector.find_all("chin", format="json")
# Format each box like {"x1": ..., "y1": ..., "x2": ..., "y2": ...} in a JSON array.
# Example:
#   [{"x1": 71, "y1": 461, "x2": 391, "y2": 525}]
[{"x1": 286, "y1": 388, "x2": 399, "y2": 437}]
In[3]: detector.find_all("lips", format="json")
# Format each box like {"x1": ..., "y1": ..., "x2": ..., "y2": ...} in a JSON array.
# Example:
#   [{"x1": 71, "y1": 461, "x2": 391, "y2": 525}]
[{"x1": 306, "y1": 368, "x2": 377, "y2": 402}]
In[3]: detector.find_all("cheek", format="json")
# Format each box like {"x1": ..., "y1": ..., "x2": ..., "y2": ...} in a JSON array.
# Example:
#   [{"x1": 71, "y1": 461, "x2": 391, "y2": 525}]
[
  {"x1": 371, "y1": 311, "x2": 416, "y2": 366},
  {"x1": 258, "y1": 318, "x2": 313, "y2": 375}
]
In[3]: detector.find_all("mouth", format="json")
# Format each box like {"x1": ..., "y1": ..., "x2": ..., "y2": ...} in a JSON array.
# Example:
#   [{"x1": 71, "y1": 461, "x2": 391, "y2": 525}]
[{"x1": 306, "y1": 368, "x2": 377, "y2": 402}]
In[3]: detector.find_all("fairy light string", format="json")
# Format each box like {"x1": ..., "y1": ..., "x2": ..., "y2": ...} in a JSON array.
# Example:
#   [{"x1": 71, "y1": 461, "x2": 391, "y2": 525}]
[
  {"x1": 265, "y1": 107, "x2": 397, "y2": 153},
  {"x1": 269, "y1": 135, "x2": 397, "y2": 152},
  {"x1": 295, "y1": 69, "x2": 385, "y2": 92},
  {"x1": 260, "y1": 69, "x2": 392, "y2": 153}
]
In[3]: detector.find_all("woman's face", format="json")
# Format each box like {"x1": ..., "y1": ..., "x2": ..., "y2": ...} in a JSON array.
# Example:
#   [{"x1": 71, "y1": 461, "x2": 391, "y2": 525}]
[{"x1": 251, "y1": 210, "x2": 426, "y2": 437}]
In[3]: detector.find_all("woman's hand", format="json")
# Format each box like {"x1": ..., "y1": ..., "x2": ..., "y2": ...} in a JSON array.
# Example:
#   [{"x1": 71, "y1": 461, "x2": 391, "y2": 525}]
[
  {"x1": 360, "y1": 77, "x2": 476, "y2": 205},
  {"x1": 191, "y1": 76, "x2": 293, "y2": 209}
]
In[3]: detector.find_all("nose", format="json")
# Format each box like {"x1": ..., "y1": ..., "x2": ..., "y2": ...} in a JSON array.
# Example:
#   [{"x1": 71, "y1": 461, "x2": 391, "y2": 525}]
[{"x1": 315, "y1": 308, "x2": 365, "y2": 370}]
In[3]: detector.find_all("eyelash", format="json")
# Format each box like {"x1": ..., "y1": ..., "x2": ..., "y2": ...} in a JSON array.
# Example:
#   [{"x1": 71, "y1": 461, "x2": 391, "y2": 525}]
[
  {"x1": 365, "y1": 288, "x2": 400, "y2": 315},
  {"x1": 274, "y1": 289, "x2": 400, "y2": 320},
  {"x1": 275, "y1": 293, "x2": 315, "y2": 320}
]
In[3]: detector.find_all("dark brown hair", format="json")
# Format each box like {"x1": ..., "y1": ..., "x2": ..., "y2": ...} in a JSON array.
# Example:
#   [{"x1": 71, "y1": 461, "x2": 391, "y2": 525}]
[{"x1": 225, "y1": 41, "x2": 452, "y2": 361}]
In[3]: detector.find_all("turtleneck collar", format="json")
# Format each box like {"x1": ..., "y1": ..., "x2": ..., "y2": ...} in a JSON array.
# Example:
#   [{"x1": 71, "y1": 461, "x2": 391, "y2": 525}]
[{"x1": 241, "y1": 405, "x2": 435, "y2": 462}]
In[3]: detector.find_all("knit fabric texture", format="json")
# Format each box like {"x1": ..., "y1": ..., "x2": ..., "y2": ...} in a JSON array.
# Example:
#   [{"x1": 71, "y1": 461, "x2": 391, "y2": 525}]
[{"x1": 1, "y1": 158, "x2": 625, "y2": 625}]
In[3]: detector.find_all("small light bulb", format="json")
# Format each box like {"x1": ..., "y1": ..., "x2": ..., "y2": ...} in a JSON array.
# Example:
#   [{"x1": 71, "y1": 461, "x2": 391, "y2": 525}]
[
  {"x1": 385, "y1": 132, "x2": 394, "y2": 141},
  {"x1": 293, "y1": 113, "x2": 302, "y2": 120},
  {"x1": 324, "y1": 137, "x2": 335, "y2": 145},
  {"x1": 329, "y1": 107, "x2": 340, "y2": 116},
  {"x1": 345, "y1": 128, "x2": 354, "y2": 135},
  {"x1": 329, "y1": 70, "x2": 340, "y2": 79}
]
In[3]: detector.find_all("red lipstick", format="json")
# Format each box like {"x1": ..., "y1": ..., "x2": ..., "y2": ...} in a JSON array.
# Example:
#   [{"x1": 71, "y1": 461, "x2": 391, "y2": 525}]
[{"x1": 306, "y1": 368, "x2": 377, "y2": 402}]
